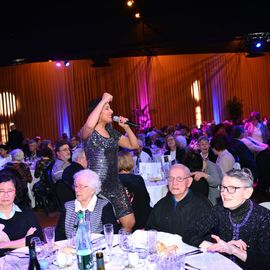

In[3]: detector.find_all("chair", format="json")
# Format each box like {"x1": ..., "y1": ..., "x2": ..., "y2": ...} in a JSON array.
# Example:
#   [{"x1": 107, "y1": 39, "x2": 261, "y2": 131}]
[
  {"x1": 259, "y1": 202, "x2": 270, "y2": 210},
  {"x1": 256, "y1": 149, "x2": 270, "y2": 194},
  {"x1": 54, "y1": 180, "x2": 76, "y2": 210}
]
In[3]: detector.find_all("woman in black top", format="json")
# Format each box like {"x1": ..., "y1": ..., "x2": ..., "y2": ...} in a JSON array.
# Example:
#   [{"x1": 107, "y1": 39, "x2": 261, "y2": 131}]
[{"x1": 183, "y1": 168, "x2": 270, "y2": 270}]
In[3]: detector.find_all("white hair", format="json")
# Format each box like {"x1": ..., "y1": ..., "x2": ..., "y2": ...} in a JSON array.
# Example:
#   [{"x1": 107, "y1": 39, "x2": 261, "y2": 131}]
[
  {"x1": 10, "y1": 148, "x2": 24, "y2": 162},
  {"x1": 72, "y1": 148, "x2": 85, "y2": 162},
  {"x1": 73, "y1": 169, "x2": 101, "y2": 194}
]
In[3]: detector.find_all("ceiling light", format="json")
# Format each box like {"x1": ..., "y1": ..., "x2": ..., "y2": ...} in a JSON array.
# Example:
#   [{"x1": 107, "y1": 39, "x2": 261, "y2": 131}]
[{"x1": 127, "y1": 0, "x2": 134, "y2": 7}]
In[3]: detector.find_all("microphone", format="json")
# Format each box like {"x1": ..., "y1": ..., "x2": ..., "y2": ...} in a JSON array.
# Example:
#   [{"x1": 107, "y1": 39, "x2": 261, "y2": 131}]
[{"x1": 113, "y1": 116, "x2": 139, "y2": 128}]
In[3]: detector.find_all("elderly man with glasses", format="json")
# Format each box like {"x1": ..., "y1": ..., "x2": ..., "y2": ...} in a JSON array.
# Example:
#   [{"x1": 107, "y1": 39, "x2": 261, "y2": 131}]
[
  {"x1": 55, "y1": 169, "x2": 119, "y2": 240},
  {"x1": 183, "y1": 168, "x2": 270, "y2": 270},
  {"x1": 145, "y1": 164, "x2": 212, "y2": 236}
]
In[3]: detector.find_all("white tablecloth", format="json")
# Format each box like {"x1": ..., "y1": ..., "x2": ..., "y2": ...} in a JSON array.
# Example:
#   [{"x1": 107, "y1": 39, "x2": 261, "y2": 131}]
[
  {"x1": 145, "y1": 179, "x2": 168, "y2": 207},
  {"x1": 0, "y1": 232, "x2": 242, "y2": 270}
]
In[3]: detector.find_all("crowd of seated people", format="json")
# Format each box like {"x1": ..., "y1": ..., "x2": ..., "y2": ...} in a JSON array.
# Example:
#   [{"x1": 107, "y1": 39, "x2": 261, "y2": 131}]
[{"x1": 0, "y1": 112, "x2": 269, "y2": 268}]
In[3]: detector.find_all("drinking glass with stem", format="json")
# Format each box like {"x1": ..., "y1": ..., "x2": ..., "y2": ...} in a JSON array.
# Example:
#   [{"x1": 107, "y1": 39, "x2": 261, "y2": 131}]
[{"x1": 103, "y1": 223, "x2": 114, "y2": 261}]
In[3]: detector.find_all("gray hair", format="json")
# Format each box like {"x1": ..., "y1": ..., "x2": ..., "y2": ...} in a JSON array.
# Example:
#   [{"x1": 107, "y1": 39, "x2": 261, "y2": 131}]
[
  {"x1": 73, "y1": 169, "x2": 101, "y2": 194},
  {"x1": 225, "y1": 168, "x2": 254, "y2": 187},
  {"x1": 198, "y1": 136, "x2": 209, "y2": 143},
  {"x1": 72, "y1": 148, "x2": 85, "y2": 162},
  {"x1": 10, "y1": 149, "x2": 24, "y2": 162},
  {"x1": 169, "y1": 163, "x2": 191, "y2": 176}
]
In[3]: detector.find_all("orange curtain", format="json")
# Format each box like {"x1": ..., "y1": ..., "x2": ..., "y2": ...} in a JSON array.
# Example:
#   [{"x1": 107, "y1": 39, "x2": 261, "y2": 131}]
[{"x1": 0, "y1": 53, "x2": 270, "y2": 143}]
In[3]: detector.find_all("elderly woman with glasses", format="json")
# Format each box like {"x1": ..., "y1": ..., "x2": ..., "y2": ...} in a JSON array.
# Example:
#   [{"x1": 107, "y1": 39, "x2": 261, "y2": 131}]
[
  {"x1": 0, "y1": 169, "x2": 43, "y2": 257},
  {"x1": 183, "y1": 168, "x2": 270, "y2": 270},
  {"x1": 55, "y1": 169, "x2": 119, "y2": 240}
]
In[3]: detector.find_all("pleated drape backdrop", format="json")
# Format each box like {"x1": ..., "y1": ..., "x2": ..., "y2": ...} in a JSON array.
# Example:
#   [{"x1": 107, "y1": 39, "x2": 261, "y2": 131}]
[{"x1": 0, "y1": 52, "x2": 270, "y2": 143}]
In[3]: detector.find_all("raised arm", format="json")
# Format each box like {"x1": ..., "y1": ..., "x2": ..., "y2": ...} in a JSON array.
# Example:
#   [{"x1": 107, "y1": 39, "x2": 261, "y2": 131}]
[
  {"x1": 117, "y1": 116, "x2": 139, "y2": 150},
  {"x1": 80, "y1": 92, "x2": 113, "y2": 140}
]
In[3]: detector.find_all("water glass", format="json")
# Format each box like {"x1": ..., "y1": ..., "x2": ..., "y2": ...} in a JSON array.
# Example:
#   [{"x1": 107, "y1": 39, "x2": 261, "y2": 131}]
[
  {"x1": 147, "y1": 230, "x2": 158, "y2": 263},
  {"x1": 103, "y1": 223, "x2": 114, "y2": 261},
  {"x1": 118, "y1": 229, "x2": 132, "y2": 252},
  {"x1": 43, "y1": 226, "x2": 55, "y2": 250},
  {"x1": 147, "y1": 230, "x2": 157, "y2": 253}
]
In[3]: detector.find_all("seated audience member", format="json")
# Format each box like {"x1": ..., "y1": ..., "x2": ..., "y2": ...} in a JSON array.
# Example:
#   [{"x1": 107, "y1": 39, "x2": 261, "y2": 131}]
[
  {"x1": 55, "y1": 169, "x2": 119, "y2": 240},
  {"x1": 174, "y1": 128, "x2": 188, "y2": 150},
  {"x1": 0, "y1": 169, "x2": 43, "y2": 257},
  {"x1": 183, "y1": 168, "x2": 270, "y2": 270},
  {"x1": 118, "y1": 150, "x2": 152, "y2": 230},
  {"x1": 24, "y1": 139, "x2": 41, "y2": 164},
  {"x1": 183, "y1": 150, "x2": 209, "y2": 198},
  {"x1": 164, "y1": 135, "x2": 185, "y2": 164},
  {"x1": 132, "y1": 139, "x2": 152, "y2": 172},
  {"x1": 145, "y1": 164, "x2": 212, "y2": 236},
  {"x1": 62, "y1": 148, "x2": 87, "y2": 189},
  {"x1": 245, "y1": 111, "x2": 270, "y2": 144},
  {"x1": 51, "y1": 140, "x2": 71, "y2": 183},
  {"x1": 241, "y1": 126, "x2": 268, "y2": 154},
  {"x1": 197, "y1": 136, "x2": 217, "y2": 163},
  {"x1": 69, "y1": 135, "x2": 81, "y2": 154},
  {"x1": 4, "y1": 149, "x2": 32, "y2": 206},
  {"x1": 0, "y1": 144, "x2": 12, "y2": 170},
  {"x1": 184, "y1": 150, "x2": 222, "y2": 205},
  {"x1": 34, "y1": 146, "x2": 54, "y2": 180},
  {"x1": 230, "y1": 126, "x2": 258, "y2": 179},
  {"x1": 210, "y1": 134, "x2": 235, "y2": 174}
]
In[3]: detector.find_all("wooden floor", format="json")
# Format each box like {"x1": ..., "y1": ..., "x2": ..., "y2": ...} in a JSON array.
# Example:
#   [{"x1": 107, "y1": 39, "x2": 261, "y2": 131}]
[{"x1": 33, "y1": 191, "x2": 270, "y2": 229}]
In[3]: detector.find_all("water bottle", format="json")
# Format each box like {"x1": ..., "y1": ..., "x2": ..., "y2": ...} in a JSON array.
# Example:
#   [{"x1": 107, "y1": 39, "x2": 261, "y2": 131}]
[
  {"x1": 76, "y1": 212, "x2": 94, "y2": 270},
  {"x1": 28, "y1": 242, "x2": 41, "y2": 270}
]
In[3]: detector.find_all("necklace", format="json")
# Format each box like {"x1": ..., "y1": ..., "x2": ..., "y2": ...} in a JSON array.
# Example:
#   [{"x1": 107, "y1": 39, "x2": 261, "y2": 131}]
[
  {"x1": 228, "y1": 200, "x2": 253, "y2": 241},
  {"x1": 228, "y1": 200, "x2": 253, "y2": 262}
]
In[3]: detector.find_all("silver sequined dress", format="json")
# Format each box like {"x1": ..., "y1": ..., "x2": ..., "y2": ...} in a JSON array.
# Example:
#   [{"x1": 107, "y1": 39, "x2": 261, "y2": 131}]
[{"x1": 83, "y1": 124, "x2": 133, "y2": 219}]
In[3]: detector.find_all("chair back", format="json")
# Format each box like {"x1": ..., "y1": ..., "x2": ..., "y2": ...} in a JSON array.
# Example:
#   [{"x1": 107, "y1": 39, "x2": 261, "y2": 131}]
[{"x1": 259, "y1": 202, "x2": 270, "y2": 210}]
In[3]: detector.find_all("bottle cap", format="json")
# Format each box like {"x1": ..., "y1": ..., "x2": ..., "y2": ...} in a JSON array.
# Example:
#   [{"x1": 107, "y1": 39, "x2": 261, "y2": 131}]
[
  {"x1": 39, "y1": 259, "x2": 49, "y2": 269},
  {"x1": 96, "y1": 251, "x2": 104, "y2": 259},
  {"x1": 77, "y1": 211, "x2": 84, "y2": 220}
]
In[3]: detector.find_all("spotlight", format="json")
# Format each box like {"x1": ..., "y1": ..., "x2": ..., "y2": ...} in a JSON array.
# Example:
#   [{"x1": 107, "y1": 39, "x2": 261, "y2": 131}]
[
  {"x1": 127, "y1": 0, "x2": 134, "y2": 7},
  {"x1": 246, "y1": 32, "x2": 270, "y2": 54},
  {"x1": 134, "y1": 12, "x2": 141, "y2": 19},
  {"x1": 56, "y1": 61, "x2": 62, "y2": 67},
  {"x1": 64, "y1": 60, "x2": 70, "y2": 67}
]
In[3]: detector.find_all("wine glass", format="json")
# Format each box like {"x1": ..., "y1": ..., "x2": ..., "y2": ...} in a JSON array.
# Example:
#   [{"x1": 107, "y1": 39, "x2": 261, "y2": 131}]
[
  {"x1": 103, "y1": 223, "x2": 114, "y2": 261},
  {"x1": 118, "y1": 229, "x2": 132, "y2": 253},
  {"x1": 43, "y1": 226, "x2": 55, "y2": 254}
]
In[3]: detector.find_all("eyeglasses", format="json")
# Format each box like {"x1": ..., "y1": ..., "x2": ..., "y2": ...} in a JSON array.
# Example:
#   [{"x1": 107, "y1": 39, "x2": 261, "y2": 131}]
[
  {"x1": 0, "y1": 189, "x2": 15, "y2": 196},
  {"x1": 72, "y1": 185, "x2": 89, "y2": 191},
  {"x1": 218, "y1": 185, "x2": 251, "y2": 194},
  {"x1": 168, "y1": 175, "x2": 190, "y2": 183},
  {"x1": 60, "y1": 148, "x2": 70, "y2": 152}
]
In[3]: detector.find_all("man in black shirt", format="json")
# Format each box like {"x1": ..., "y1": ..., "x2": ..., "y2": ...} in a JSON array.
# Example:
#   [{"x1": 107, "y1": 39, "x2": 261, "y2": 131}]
[{"x1": 145, "y1": 164, "x2": 212, "y2": 236}]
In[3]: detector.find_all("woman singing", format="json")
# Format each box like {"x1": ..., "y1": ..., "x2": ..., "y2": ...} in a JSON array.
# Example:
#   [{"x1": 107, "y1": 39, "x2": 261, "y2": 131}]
[{"x1": 80, "y1": 92, "x2": 139, "y2": 231}]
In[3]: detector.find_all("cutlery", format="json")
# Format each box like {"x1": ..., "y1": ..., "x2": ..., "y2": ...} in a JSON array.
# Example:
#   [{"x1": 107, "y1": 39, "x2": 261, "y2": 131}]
[
  {"x1": 185, "y1": 262, "x2": 201, "y2": 270},
  {"x1": 183, "y1": 249, "x2": 203, "y2": 257}
]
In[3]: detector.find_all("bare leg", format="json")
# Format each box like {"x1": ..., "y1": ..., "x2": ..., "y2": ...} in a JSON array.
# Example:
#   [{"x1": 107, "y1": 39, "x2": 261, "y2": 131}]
[{"x1": 119, "y1": 213, "x2": 135, "y2": 232}]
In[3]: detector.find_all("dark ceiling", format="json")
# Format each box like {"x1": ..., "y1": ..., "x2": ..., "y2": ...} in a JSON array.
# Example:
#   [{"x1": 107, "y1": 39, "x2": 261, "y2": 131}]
[{"x1": 0, "y1": 1, "x2": 270, "y2": 66}]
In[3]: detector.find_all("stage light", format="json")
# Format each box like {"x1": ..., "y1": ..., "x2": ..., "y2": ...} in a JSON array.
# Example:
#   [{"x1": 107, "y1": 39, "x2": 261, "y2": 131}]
[
  {"x1": 64, "y1": 60, "x2": 70, "y2": 67},
  {"x1": 56, "y1": 61, "x2": 62, "y2": 67},
  {"x1": 246, "y1": 32, "x2": 270, "y2": 55},
  {"x1": 127, "y1": 0, "x2": 134, "y2": 7},
  {"x1": 135, "y1": 12, "x2": 141, "y2": 19}
]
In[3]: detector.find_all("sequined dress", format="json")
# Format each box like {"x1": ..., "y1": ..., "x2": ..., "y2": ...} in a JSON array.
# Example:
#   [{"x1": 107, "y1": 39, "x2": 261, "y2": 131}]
[{"x1": 83, "y1": 124, "x2": 133, "y2": 219}]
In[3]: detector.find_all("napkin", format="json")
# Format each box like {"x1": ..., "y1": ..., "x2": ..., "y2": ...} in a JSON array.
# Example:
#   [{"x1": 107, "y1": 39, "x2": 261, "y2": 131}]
[{"x1": 131, "y1": 230, "x2": 183, "y2": 250}]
